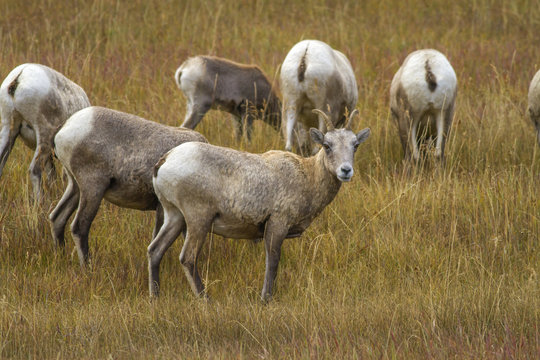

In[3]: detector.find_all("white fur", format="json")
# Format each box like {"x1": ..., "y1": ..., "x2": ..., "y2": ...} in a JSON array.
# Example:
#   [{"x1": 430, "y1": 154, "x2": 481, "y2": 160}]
[
  {"x1": 153, "y1": 142, "x2": 202, "y2": 201},
  {"x1": 175, "y1": 57, "x2": 206, "y2": 98},
  {"x1": 527, "y1": 69, "x2": 540, "y2": 146},
  {"x1": 0, "y1": 63, "x2": 90, "y2": 199},
  {"x1": 399, "y1": 50, "x2": 457, "y2": 112},
  {"x1": 54, "y1": 107, "x2": 95, "y2": 170},
  {"x1": 280, "y1": 39, "x2": 358, "y2": 153},
  {"x1": 148, "y1": 120, "x2": 370, "y2": 299},
  {"x1": 390, "y1": 49, "x2": 457, "y2": 162}
]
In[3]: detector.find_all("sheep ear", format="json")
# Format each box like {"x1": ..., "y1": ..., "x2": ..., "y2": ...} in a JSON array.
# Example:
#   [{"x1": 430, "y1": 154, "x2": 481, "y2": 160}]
[
  {"x1": 310, "y1": 128, "x2": 324, "y2": 144},
  {"x1": 356, "y1": 128, "x2": 371, "y2": 144}
]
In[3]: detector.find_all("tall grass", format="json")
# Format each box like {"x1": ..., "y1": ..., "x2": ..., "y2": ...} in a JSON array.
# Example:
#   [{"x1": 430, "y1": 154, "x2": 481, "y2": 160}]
[{"x1": 0, "y1": 0, "x2": 539, "y2": 358}]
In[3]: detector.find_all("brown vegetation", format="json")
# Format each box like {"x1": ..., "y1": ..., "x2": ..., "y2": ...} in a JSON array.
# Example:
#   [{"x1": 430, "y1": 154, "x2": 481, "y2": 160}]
[{"x1": 0, "y1": 0, "x2": 538, "y2": 358}]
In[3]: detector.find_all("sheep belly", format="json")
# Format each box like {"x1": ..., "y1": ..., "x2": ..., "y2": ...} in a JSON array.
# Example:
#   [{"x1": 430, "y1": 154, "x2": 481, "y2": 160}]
[
  {"x1": 211, "y1": 217, "x2": 263, "y2": 239},
  {"x1": 104, "y1": 183, "x2": 157, "y2": 210}
]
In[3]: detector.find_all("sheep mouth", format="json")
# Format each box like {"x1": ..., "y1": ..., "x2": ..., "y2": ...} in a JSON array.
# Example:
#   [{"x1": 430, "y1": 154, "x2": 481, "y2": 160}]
[{"x1": 337, "y1": 174, "x2": 352, "y2": 182}]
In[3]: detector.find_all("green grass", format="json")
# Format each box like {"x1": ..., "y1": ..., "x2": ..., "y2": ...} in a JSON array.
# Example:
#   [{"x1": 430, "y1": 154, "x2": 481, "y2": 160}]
[{"x1": 1, "y1": 0, "x2": 539, "y2": 358}]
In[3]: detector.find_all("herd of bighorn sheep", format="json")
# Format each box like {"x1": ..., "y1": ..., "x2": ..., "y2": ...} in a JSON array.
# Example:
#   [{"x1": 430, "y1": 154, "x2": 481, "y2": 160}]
[{"x1": 1, "y1": 39, "x2": 538, "y2": 302}]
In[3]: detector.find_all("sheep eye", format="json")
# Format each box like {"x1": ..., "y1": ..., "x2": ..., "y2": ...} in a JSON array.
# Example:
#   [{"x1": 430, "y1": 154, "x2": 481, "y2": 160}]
[
  {"x1": 323, "y1": 143, "x2": 331, "y2": 152},
  {"x1": 353, "y1": 142, "x2": 359, "y2": 151}
]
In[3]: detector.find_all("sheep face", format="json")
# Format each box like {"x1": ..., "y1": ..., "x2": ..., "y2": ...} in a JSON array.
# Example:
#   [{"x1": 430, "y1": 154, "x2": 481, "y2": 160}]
[{"x1": 310, "y1": 127, "x2": 370, "y2": 182}]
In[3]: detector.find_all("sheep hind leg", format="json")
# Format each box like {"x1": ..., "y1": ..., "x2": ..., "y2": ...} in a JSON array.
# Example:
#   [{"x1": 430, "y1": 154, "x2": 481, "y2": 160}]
[
  {"x1": 49, "y1": 169, "x2": 79, "y2": 248},
  {"x1": 181, "y1": 100, "x2": 211, "y2": 130},
  {"x1": 147, "y1": 204, "x2": 186, "y2": 297},
  {"x1": 283, "y1": 104, "x2": 299, "y2": 152},
  {"x1": 410, "y1": 116, "x2": 421, "y2": 163},
  {"x1": 434, "y1": 110, "x2": 445, "y2": 163},
  {"x1": 179, "y1": 216, "x2": 213, "y2": 298},
  {"x1": 69, "y1": 177, "x2": 108, "y2": 268},
  {"x1": 0, "y1": 106, "x2": 21, "y2": 178}
]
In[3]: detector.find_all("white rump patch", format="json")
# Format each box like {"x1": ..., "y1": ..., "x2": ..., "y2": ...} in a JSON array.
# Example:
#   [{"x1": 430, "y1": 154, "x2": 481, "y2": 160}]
[{"x1": 54, "y1": 107, "x2": 95, "y2": 166}]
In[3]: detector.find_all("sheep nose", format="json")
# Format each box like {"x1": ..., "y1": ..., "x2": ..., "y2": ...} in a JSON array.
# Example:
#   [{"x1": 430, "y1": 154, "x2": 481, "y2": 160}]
[{"x1": 340, "y1": 165, "x2": 352, "y2": 175}]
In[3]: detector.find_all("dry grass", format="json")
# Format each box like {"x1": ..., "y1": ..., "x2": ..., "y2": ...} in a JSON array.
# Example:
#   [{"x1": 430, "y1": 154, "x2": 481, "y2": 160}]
[{"x1": 1, "y1": 0, "x2": 539, "y2": 358}]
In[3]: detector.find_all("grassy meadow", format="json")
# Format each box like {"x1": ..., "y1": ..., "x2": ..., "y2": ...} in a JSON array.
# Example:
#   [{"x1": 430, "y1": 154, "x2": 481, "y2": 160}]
[{"x1": 1, "y1": 0, "x2": 539, "y2": 358}]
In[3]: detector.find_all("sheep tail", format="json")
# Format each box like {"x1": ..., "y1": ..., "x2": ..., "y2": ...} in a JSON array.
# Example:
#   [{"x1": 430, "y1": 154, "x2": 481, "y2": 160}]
[
  {"x1": 7, "y1": 70, "x2": 24, "y2": 97},
  {"x1": 174, "y1": 67, "x2": 183, "y2": 89},
  {"x1": 297, "y1": 45, "x2": 308, "y2": 82},
  {"x1": 424, "y1": 60, "x2": 437, "y2": 92}
]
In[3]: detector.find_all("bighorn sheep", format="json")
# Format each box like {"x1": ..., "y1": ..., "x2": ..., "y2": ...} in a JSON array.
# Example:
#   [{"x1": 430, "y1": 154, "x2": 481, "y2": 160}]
[
  {"x1": 49, "y1": 106, "x2": 207, "y2": 267},
  {"x1": 390, "y1": 49, "x2": 457, "y2": 163},
  {"x1": 175, "y1": 56, "x2": 281, "y2": 139},
  {"x1": 150, "y1": 109, "x2": 370, "y2": 301},
  {"x1": 280, "y1": 40, "x2": 358, "y2": 154},
  {"x1": 528, "y1": 69, "x2": 540, "y2": 146},
  {"x1": 0, "y1": 63, "x2": 90, "y2": 200}
]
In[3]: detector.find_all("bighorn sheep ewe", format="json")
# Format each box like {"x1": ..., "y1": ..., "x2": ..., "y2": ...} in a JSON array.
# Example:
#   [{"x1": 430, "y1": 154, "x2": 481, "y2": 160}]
[
  {"x1": 528, "y1": 69, "x2": 540, "y2": 146},
  {"x1": 0, "y1": 63, "x2": 90, "y2": 199},
  {"x1": 390, "y1": 49, "x2": 457, "y2": 163},
  {"x1": 49, "y1": 106, "x2": 207, "y2": 267},
  {"x1": 280, "y1": 40, "x2": 358, "y2": 154},
  {"x1": 150, "y1": 109, "x2": 370, "y2": 301},
  {"x1": 175, "y1": 55, "x2": 281, "y2": 139}
]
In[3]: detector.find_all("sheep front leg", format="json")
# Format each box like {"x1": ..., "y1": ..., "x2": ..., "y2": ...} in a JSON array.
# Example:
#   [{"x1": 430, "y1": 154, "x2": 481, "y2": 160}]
[
  {"x1": 147, "y1": 205, "x2": 186, "y2": 297},
  {"x1": 261, "y1": 220, "x2": 288, "y2": 303},
  {"x1": 245, "y1": 113, "x2": 255, "y2": 141},
  {"x1": 232, "y1": 115, "x2": 244, "y2": 140},
  {"x1": 179, "y1": 216, "x2": 213, "y2": 298}
]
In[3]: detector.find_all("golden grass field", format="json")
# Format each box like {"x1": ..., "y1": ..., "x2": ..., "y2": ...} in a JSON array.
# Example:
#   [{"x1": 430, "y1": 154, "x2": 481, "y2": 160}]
[{"x1": 1, "y1": 0, "x2": 539, "y2": 358}]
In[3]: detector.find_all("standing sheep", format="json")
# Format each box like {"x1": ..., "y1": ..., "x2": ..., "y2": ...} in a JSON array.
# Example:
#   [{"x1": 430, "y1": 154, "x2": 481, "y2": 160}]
[
  {"x1": 49, "y1": 106, "x2": 207, "y2": 267},
  {"x1": 0, "y1": 63, "x2": 90, "y2": 200},
  {"x1": 528, "y1": 69, "x2": 540, "y2": 146},
  {"x1": 390, "y1": 49, "x2": 457, "y2": 163},
  {"x1": 175, "y1": 55, "x2": 281, "y2": 140},
  {"x1": 280, "y1": 40, "x2": 358, "y2": 154},
  {"x1": 149, "y1": 109, "x2": 370, "y2": 301}
]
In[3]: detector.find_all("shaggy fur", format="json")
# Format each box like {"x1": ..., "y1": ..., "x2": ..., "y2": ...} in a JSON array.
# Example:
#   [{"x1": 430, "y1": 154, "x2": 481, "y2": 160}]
[
  {"x1": 0, "y1": 63, "x2": 90, "y2": 200},
  {"x1": 390, "y1": 49, "x2": 457, "y2": 163},
  {"x1": 149, "y1": 110, "x2": 370, "y2": 301},
  {"x1": 280, "y1": 40, "x2": 358, "y2": 154},
  {"x1": 49, "y1": 106, "x2": 207, "y2": 267},
  {"x1": 175, "y1": 55, "x2": 281, "y2": 139}
]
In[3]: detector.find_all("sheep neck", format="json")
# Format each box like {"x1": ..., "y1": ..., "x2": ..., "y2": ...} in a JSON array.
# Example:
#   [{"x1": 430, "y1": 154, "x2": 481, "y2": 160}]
[{"x1": 306, "y1": 150, "x2": 343, "y2": 210}]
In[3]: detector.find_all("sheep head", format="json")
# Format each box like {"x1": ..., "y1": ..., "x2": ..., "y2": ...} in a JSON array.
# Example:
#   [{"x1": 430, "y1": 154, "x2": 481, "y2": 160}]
[{"x1": 310, "y1": 109, "x2": 370, "y2": 182}]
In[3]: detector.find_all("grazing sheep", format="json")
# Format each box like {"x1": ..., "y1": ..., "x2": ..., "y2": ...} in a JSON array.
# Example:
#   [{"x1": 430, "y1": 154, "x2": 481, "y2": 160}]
[
  {"x1": 149, "y1": 109, "x2": 370, "y2": 301},
  {"x1": 49, "y1": 106, "x2": 207, "y2": 267},
  {"x1": 528, "y1": 69, "x2": 540, "y2": 146},
  {"x1": 0, "y1": 63, "x2": 90, "y2": 200},
  {"x1": 280, "y1": 40, "x2": 358, "y2": 154},
  {"x1": 390, "y1": 49, "x2": 457, "y2": 163},
  {"x1": 175, "y1": 55, "x2": 281, "y2": 139}
]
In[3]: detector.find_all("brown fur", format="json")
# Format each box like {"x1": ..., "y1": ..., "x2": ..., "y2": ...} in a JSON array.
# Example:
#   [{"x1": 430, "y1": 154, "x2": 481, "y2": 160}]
[
  {"x1": 297, "y1": 47, "x2": 308, "y2": 82},
  {"x1": 148, "y1": 124, "x2": 370, "y2": 300},
  {"x1": 154, "y1": 155, "x2": 168, "y2": 177},
  {"x1": 49, "y1": 106, "x2": 208, "y2": 267},
  {"x1": 425, "y1": 60, "x2": 437, "y2": 92},
  {"x1": 179, "y1": 56, "x2": 282, "y2": 135},
  {"x1": 0, "y1": 64, "x2": 90, "y2": 201},
  {"x1": 7, "y1": 72, "x2": 21, "y2": 97}
]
